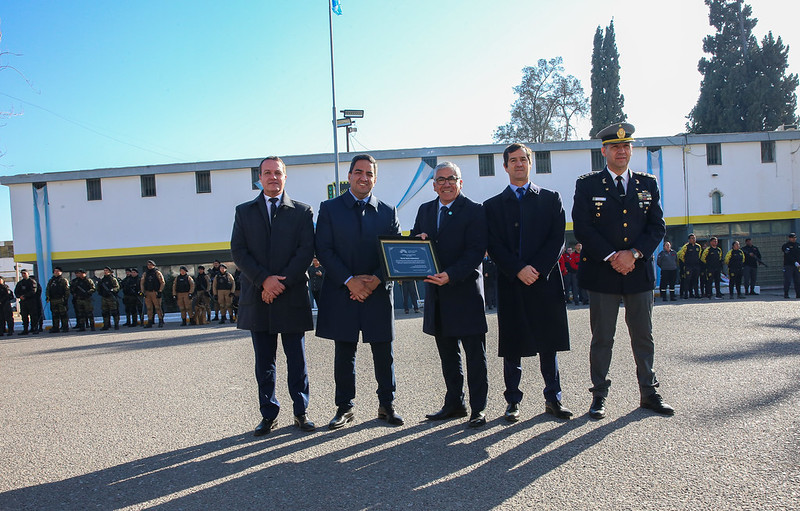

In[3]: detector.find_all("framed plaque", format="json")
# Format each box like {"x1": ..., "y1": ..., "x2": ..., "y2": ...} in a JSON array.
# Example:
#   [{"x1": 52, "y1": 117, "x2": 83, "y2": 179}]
[{"x1": 378, "y1": 236, "x2": 441, "y2": 280}]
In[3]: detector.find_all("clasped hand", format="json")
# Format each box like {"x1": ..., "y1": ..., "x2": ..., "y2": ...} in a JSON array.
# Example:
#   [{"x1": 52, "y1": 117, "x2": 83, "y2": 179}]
[
  {"x1": 261, "y1": 275, "x2": 286, "y2": 304},
  {"x1": 347, "y1": 275, "x2": 380, "y2": 302},
  {"x1": 610, "y1": 250, "x2": 636, "y2": 275},
  {"x1": 516, "y1": 265, "x2": 539, "y2": 285}
]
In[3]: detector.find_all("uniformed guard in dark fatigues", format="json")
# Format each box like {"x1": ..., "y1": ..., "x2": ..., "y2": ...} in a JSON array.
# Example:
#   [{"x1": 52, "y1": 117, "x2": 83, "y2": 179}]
[
  {"x1": 192, "y1": 266, "x2": 211, "y2": 325},
  {"x1": 121, "y1": 268, "x2": 141, "y2": 326},
  {"x1": 781, "y1": 233, "x2": 800, "y2": 298},
  {"x1": 14, "y1": 269, "x2": 40, "y2": 335},
  {"x1": 572, "y1": 122, "x2": 673, "y2": 419},
  {"x1": 701, "y1": 237, "x2": 724, "y2": 299},
  {"x1": 172, "y1": 266, "x2": 195, "y2": 326},
  {"x1": 141, "y1": 260, "x2": 166, "y2": 328},
  {"x1": 725, "y1": 241, "x2": 746, "y2": 299},
  {"x1": 98, "y1": 266, "x2": 121, "y2": 330},
  {"x1": 677, "y1": 234, "x2": 702, "y2": 298},
  {"x1": 71, "y1": 269, "x2": 96, "y2": 331},
  {"x1": 46, "y1": 266, "x2": 70, "y2": 333},
  {"x1": 208, "y1": 260, "x2": 222, "y2": 321},
  {"x1": 0, "y1": 276, "x2": 15, "y2": 335}
]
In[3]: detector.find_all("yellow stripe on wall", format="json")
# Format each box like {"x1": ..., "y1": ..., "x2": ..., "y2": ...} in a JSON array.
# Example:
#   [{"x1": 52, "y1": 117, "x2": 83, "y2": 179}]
[{"x1": 15, "y1": 242, "x2": 231, "y2": 262}]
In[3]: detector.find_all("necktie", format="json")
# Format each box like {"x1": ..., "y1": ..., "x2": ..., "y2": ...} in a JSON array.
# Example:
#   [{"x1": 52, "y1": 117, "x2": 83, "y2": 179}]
[
  {"x1": 517, "y1": 187, "x2": 526, "y2": 201},
  {"x1": 269, "y1": 197, "x2": 279, "y2": 222},
  {"x1": 438, "y1": 206, "x2": 447, "y2": 232},
  {"x1": 616, "y1": 176, "x2": 625, "y2": 197}
]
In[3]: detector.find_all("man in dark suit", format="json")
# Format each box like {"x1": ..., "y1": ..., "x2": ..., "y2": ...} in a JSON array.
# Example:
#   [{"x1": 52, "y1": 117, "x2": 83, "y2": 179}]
[
  {"x1": 230, "y1": 156, "x2": 316, "y2": 436},
  {"x1": 411, "y1": 162, "x2": 489, "y2": 427},
  {"x1": 572, "y1": 122, "x2": 674, "y2": 420},
  {"x1": 315, "y1": 154, "x2": 404, "y2": 429},
  {"x1": 484, "y1": 143, "x2": 573, "y2": 422}
]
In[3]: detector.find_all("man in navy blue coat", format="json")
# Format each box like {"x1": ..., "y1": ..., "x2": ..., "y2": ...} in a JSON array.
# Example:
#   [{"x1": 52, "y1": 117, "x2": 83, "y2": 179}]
[
  {"x1": 231, "y1": 156, "x2": 316, "y2": 436},
  {"x1": 484, "y1": 143, "x2": 573, "y2": 422},
  {"x1": 572, "y1": 122, "x2": 673, "y2": 419},
  {"x1": 411, "y1": 162, "x2": 489, "y2": 427},
  {"x1": 315, "y1": 154, "x2": 404, "y2": 429}
]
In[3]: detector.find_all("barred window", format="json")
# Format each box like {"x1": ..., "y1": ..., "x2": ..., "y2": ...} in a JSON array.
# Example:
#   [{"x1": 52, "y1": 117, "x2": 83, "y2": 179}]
[
  {"x1": 141, "y1": 174, "x2": 156, "y2": 197},
  {"x1": 196, "y1": 171, "x2": 211, "y2": 193},
  {"x1": 761, "y1": 141, "x2": 775, "y2": 163},
  {"x1": 251, "y1": 167, "x2": 260, "y2": 190},
  {"x1": 86, "y1": 178, "x2": 102, "y2": 201},
  {"x1": 706, "y1": 143, "x2": 722, "y2": 165},
  {"x1": 591, "y1": 149, "x2": 605, "y2": 171},
  {"x1": 478, "y1": 154, "x2": 495, "y2": 176},
  {"x1": 534, "y1": 151, "x2": 551, "y2": 174}
]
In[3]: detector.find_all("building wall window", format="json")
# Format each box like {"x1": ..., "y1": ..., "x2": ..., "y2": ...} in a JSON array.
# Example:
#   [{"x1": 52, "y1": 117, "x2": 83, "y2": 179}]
[
  {"x1": 422, "y1": 156, "x2": 438, "y2": 169},
  {"x1": 761, "y1": 140, "x2": 776, "y2": 163},
  {"x1": 478, "y1": 154, "x2": 495, "y2": 176},
  {"x1": 196, "y1": 171, "x2": 211, "y2": 194},
  {"x1": 591, "y1": 149, "x2": 605, "y2": 171},
  {"x1": 711, "y1": 191, "x2": 722, "y2": 214},
  {"x1": 534, "y1": 151, "x2": 551, "y2": 174},
  {"x1": 86, "y1": 178, "x2": 102, "y2": 201},
  {"x1": 141, "y1": 174, "x2": 156, "y2": 197},
  {"x1": 251, "y1": 167, "x2": 261, "y2": 190},
  {"x1": 706, "y1": 143, "x2": 722, "y2": 165}
]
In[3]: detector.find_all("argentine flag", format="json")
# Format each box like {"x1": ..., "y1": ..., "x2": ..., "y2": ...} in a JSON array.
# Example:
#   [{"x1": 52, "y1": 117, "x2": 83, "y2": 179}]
[{"x1": 332, "y1": 0, "x2": 342, "y2": 15}]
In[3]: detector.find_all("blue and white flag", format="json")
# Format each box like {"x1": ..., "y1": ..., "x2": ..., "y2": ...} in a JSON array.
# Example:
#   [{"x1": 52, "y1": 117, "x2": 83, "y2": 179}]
[
  {"x1": 396, "y1": 160, "x2": 436, "y2": 211},
  {"x1": 332, "y1": 0, "x2": 342, "y2": 15}
]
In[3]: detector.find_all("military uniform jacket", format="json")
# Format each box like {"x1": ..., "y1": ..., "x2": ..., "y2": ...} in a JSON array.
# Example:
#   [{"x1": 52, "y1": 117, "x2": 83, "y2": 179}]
[
  {"x1": 678, "y1": 243, "x2": 702, "y2": 268},
  {"x1": 194, "y1": 273, "x2": 210, "y2": 295},
  {"x1": 173, "y1": 275, "x2": 195, "y2": 295},
  {"x1": 411, "y1": 194, "x2": 488, "y2": 338},
  {"x1": 121, "y1": 276, "x2": 140, "y2": 297},
  {"x1": 0, "y1": 283, "x2": 15, "y2": 308},
  {"x1": 70, "y1": 277, "x2": 95, "y2": 299},
  {"x1": 701, "y1": 246, "x2": 723, "y2": 271},
  {"x1": 781, "y1": 241, "x2": 800, "y2": 266},
  {"x1": 98, "y1": 275, "x2": 120, "y2": 298},
  {"x1": 14, "y1": 278, "x2": 38, "y2": 301},
  {"x1": 46, "y1": 276, "x2": 69, "y2": 301},
  {"x1": 484, "y1": 185, "x2": 569, "y2": 357},
  {"x1": 725, "y1": 249, "x2": 744, "y2": 273},
  {"x1": 212, "y1": 273, "x2": 235, "y2": 294},
  {"x1": 141, "y1": 269, "x2": 165, "y2": 292},
  {"x1": 230, "y1": 192, "x2": 314, "y2": 334},
  {"x1": 315, "y1": 192, "x2": 401, "y2": 343},
  {"x1": 572, "y1": 168, "x2": 666, "y2": 295}
]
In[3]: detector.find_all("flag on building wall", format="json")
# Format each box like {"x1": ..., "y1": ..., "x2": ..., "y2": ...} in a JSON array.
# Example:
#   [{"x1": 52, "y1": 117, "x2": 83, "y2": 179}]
[
  {"x1": 32, "y1": 184, "x2": 53, "y2": 321},
  {"x1": 396, "y1": 160, "x2": 435, "y2": 211}
]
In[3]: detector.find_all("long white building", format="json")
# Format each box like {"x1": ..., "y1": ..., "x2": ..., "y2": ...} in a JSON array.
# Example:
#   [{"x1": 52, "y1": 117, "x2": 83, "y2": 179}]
[{"x1": 3, "y1": 130, "x2": 799, "y2": 286}]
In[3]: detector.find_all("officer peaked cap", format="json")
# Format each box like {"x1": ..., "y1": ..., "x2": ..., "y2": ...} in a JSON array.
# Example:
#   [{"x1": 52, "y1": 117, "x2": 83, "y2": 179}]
[{"x1": 596, "y1": 122, "x2": 635, "y2": 145}]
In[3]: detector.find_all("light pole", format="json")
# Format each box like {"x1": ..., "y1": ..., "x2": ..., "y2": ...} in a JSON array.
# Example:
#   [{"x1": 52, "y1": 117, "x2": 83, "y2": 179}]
[{"x1": 336, "y1": 109, "x2": 364, "y2": 154}]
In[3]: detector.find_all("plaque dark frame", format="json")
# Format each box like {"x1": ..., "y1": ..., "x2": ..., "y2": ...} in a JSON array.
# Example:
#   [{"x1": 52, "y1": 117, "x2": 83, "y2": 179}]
[{"x1": 378, "y1": 236, "x2": 441, "y2": 280}]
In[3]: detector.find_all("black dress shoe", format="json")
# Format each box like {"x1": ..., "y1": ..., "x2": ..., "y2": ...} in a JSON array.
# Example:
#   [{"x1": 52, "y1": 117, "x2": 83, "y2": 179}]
[
  {"x1": 545, "y1": 400, "x2": 574, "y2": 419},
  {"x1": 377, "y1": 405, "x2": 404, "y2": 425},
  {"x1": 294, "y1": 414, "x2": 316, "y2": 432},
  {"x1": 254, "y1": 417, "x2": 277, "y2": 436},
  {"x1": 589, "y1": 396, "x2": 606, "y2": 419},
  {"x1": 328, "y1": 407, "x2": 354, "y2": 430},
  {"x1": 468, "y1": 410, "x2": 487, "y2": 428},
  {"x1": 425, "y1": 405, "x2": 468, "y2": 421},
  {"x1": 640, "y1": 393, "x2": 675, "y2": 416},
  {"x1": 504, "y1": 402, "x2": 520, "y2": 422}
]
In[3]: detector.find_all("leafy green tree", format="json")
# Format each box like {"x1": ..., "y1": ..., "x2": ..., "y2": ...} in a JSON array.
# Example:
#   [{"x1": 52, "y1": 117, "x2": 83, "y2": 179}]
[
  {"x1": 494, "y1": 57, "x2": 588, "y2": 144},
  {"x1": 687, "y1": 0, "x2": 798, "y2": 133},
  {"x1": 590, "y1": 20, "x2": 626, "y2": 138}
]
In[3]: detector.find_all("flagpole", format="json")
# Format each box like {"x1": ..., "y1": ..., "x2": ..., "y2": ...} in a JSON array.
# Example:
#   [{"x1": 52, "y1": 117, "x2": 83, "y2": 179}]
[{"x1": 328, "y1": 0, "x2": 340, "y2": 197}]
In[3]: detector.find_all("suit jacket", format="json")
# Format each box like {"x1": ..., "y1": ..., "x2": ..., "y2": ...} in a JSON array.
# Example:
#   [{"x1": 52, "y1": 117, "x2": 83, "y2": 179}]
[
  {"x1": 484, "y1": 185, "x2": 570, "y2": 357},
  {"x1": 572, "y1": 168, "x2": 666, "y2": 294},
  {"x1": 315, "y1": 192, "x2": 401, "y2": 343},
  {"x1": 410, "y1": 194, "x2": 488, "y2": 338},
  {"x1": 230, "y1": 192, "x2": 314, "y2": 333}
]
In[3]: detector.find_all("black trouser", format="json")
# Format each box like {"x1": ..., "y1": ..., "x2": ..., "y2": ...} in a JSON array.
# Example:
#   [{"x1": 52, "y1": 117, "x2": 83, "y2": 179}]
[
  {"x1": 742, "y1": 266, "x2": 757, "y2": 293},
  {"x1": 686, "y1": 266, "x2": 700, "y2": 297},
  {"x1": 20, "y1": 300, "x2": 39, "y2": 332},
  {"x1": 660, "y1": 269, "x2": 677, "y2": 293},
  {"x1": 705, "y1": 269, "x2": 722, "y2": 297},
  {"x1": 783, "y1": 265, "x2": 800, "y2": 297},
  {"x1": 1, "y1": 304, "x2": 13, "y2": 333},
  {"x1": 729, "y1": 269, "x2": 743, "y2": 296}
]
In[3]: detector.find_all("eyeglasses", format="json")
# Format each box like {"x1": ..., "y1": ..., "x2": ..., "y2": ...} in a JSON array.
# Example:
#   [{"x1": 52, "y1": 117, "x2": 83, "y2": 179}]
[{"x1": 434, "y1": 176, "x2": 459, "y2": 185}]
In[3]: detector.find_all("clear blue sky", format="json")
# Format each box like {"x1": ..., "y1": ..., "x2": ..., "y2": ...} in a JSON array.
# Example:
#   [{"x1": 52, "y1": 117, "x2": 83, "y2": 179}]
[{"x1": 1, "y1": 1, "x2": 798, "y2": 241}]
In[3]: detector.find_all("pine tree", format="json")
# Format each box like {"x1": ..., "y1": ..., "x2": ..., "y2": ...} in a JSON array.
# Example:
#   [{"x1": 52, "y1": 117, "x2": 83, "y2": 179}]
[
  {"x1": 589, "y1": 20, "x2": 626, "y2": 138},
  {"x1": 688, "y1": 0, "x2": 798, "y2": 133}
]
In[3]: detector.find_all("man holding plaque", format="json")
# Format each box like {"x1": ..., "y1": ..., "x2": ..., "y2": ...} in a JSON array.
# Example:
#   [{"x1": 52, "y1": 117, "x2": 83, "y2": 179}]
[
  {"x1": 411, "y1": 162, "x2": 489, "y2": 427},
  {"x1": 484, "y1": 143, "x2": 573, "y2": 422},
  {"x1": 315, "y1": 154, "x2": 404, "y2": 429},
  {"x1": 231, "y1": 156, "x2": 316, "y2": 436}
]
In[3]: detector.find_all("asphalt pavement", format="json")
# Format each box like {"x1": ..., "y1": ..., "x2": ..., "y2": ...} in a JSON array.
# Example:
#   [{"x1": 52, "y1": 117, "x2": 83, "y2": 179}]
[{"x1": 1, "y1": 293, "x2": 798, "y2": 510}]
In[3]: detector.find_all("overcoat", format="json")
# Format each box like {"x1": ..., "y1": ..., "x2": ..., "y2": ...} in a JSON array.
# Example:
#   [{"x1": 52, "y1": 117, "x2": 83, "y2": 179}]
[
  {"x1": 483, "y1": 185, "x2": 570, "y2": 357},
  {"x1": 230, "y1": 192, "x2": 314, "y2": 334},
  {"x1": 410, "y1": 194, "x2": 488, "y2": 338},
  {"x1": 572, "y1": 169, "x2": 665, "y2": 295},
  {"x1": 315, "y1": 192, "x2": 401, "y2": 343}
]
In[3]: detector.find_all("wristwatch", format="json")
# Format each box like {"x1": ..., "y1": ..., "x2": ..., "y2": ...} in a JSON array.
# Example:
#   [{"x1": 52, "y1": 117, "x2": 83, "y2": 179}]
[{"x1": 630, "y1": 249, "x2": 641, "y2": 259}]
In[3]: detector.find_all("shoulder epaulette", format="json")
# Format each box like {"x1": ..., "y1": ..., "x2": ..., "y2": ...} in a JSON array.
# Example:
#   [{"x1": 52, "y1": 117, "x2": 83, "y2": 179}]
[{"x1": 577, "y1": 171, "x2": 602, "y2": 180}]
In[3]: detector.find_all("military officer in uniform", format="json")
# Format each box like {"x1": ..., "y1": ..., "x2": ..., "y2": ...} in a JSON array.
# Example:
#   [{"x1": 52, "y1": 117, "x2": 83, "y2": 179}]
[
  {"x1": 15, "y1": 269, "x2": 40, "y2": 335},
  {"x1": 677, "y1": 234, "x2": 702, "y2": 299},
  {"x1": 700, "y1": 237, "x2": 724, "y2": 299},
  {"x1": 209, "y1": 260, "x2": 222, "y2": 321},
  {"x1": 46, "y1": 266, "x2": 70, "y2": 333},
  {"x1": 781, "y1": 233, "x2": 800, "y2": 298},
  {"x1": 193, "y1": 265, "x2": 211, "y2": 325},
  {"x1": 212, "y1": 264, "x2": 236, "y2": 323},
  {"x1": 572, "y1": 122, "x2": 674, "y2": 419},
  {"x1": 172, "y1": 266, "x2": 195, "y2": 326},
  {"x1": 141, "y1": 260, "x2": 166, "y2": 328},
  {"x1": 0, "y1": 276, "x2": 14, "y2": 335},
  {"x1": 71, "y1": 269, "x2": 96, "y2": 332},
  {"x1": 98, "y1": 266, "x2": 121, "y2": 330},
  {"x1": 725, "y1": 240, "x2": 746, "y2": 299},
  {"x1": 121, "y1": 268, "x2": 140, "y2": 327}
]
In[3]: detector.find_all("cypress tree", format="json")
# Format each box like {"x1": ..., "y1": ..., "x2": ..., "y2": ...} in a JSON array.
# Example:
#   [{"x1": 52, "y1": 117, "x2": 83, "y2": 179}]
[{"x1": 590, "y1": 20, "x2": 626, "y2": 138}]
